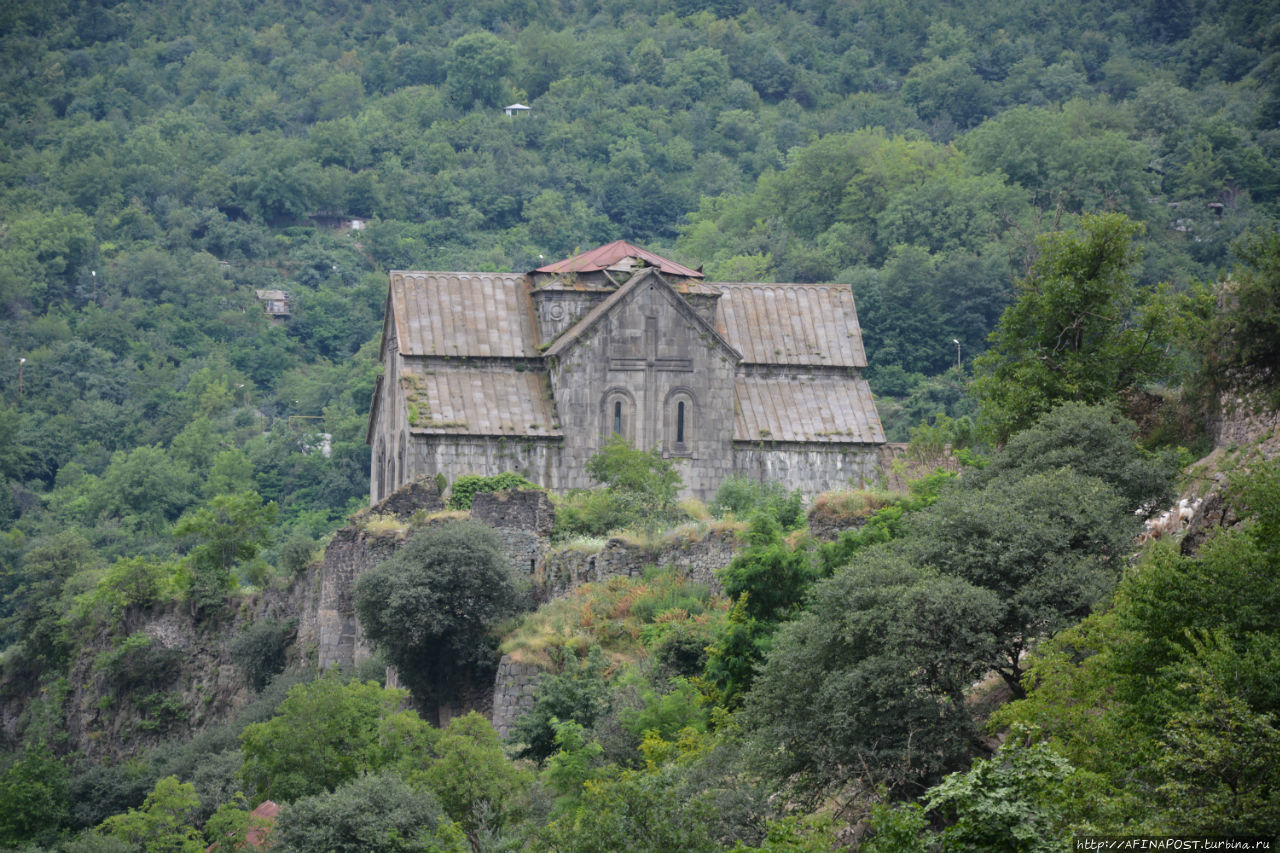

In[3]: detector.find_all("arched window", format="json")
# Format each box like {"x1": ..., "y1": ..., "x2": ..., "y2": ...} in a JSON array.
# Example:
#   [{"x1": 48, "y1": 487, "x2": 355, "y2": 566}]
[
  {"x1": 664, "y1": 388, "x2": 695, "y2": 455},
  {"x1": 601, "y1": 388, "x2": 635, "y2": 444},
  {"x1": 374, "y1": 436, "x2": 386, "y2": 502}
]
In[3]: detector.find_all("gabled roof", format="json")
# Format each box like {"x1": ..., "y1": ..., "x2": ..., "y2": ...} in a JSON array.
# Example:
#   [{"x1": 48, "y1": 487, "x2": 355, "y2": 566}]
[
  {"x1": 714, "y1": 284, "x2": 867, "y2": 367},
  {"x1": 388, "y1": 272, "x2": 539, "y2": 357},
  {"x1": 542, "y1": 267, "x2": 738, "y2": 362},
  {"x1": 400, "y1": 363, "x2": 560, "y2": 437},
  {"x1": 534, "y1": 241, "x2": 703, "y2": 278},
  {"x1": 734, "y1": 374, "x2": 884, "y2": 443}
]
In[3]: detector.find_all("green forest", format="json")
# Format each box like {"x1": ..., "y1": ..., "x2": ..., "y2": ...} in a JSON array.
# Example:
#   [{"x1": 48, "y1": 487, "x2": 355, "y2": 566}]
[{"x1": 1, "y1": 0, "x2": 1278, "y2": 848}]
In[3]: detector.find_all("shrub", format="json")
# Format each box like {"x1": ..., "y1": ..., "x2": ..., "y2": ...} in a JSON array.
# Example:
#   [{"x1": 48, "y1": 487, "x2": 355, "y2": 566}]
[
  {"x1": 94, "y1": 633, "x2": 181, "y2": 694},
  {"x1": 446, "y1": 472, "x2": 539, "y2": 510},
  {"x1": 278, "y1": 533, "x2": 317, "y2": 576},
  {"x1": 230, "y1": 617, "x2": 297, "y2": 692},
  {"x1": 711, "y1": 477, "x2": 805, "y2": 531},
  {"x1": 273, "y1": 772, "x2": 457, "y2": 853}
]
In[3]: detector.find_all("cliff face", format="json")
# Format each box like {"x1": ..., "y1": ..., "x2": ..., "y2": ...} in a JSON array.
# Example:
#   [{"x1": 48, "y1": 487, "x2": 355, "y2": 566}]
[{"x1": 1, "y1": 582, "x2": 306, "y2": 762}]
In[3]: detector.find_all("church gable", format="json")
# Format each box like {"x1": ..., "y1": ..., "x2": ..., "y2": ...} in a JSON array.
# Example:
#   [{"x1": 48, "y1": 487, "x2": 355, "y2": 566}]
[{"x1": 542, "y1": 267, "x2": 737, "y2": 364}]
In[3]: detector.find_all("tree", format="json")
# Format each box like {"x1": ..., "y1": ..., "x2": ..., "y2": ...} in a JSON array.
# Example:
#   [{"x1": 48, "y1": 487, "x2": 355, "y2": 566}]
[
  {"x1": 272, "y1": 772, "x2": 463, "y2": 853},
  {"x1": 583, "y1": 435, "x2": 682, "y2": 533},
  {"x1": 411, "y1": 712, "x2": 534, "y2": 847},
  {"x1": 1202, "y1": 230, "x2": 1280, "y2": 401},
  {"x1": 0, "y1": 744, "x2": 70, "y2": 847},
  {"x1": 905, "y1": 467, "x2": 1133, "y2": 697},
  {"x1": 173, "y1": 491, "x2": 277, "y2": 613},
  {"x1": 993, "y1": 459, "x2": 1280, "y2": 833},
  {"x1": 354, "y1": 521, "x2": 526, "y2": 717},
  {"x1": 972, "y1": 214, "x2": 1178, "y2": 441},
  {"x1": 923, "y1": 728, "x2": 1077, "y2": 852},
  {"x1": 239, "y1": 676, "x2": 434, "y2": 803},
  {"x1": 745, "y1": 550, "x2": 999, "y2": 796},
  {"x1": 964, "y1": 401, "x2": 1176, "y2": 511},
  {"x1": 512, "y1": 645, "x2": 612, "y2": 763},
  {"x1": 97, "y1": 776, "x2": 204, "y2": 853},
  {"x1": 446, "y1": 32, "x2": 514, "y2": 108}
]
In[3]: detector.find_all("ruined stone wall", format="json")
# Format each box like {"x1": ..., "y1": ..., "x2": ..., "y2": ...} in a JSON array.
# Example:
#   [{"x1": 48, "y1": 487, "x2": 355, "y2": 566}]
[
  {"x1": 491, "y1": 655, "x2": 544, "y2": 740},
  {"x1": 536, "y1": 528, "x2": 735, "y2": 602},
  {"x1": 296, "y1": 525, "x2": 401, "y2": 672},
  {"x1": 472, "y1": 490, "x2": 555, "y2": 584},
  {"x1": 733, "y1": 443, "x2": 882, "y2": 494}
]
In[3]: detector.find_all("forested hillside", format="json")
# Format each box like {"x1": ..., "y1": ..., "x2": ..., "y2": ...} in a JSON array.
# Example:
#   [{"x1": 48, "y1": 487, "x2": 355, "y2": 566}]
[{"x1": 1, "y1": 0, "x2": 1278, "y2": 849}]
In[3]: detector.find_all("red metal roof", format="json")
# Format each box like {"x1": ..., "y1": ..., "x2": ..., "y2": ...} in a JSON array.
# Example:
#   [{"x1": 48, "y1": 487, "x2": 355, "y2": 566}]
[{"x1": 534, "y1": 241, "x2": 703, "y2": 278}]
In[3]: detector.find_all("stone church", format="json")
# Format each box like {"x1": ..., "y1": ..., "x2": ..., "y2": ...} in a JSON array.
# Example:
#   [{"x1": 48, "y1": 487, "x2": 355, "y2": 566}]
[{"x1": 366, "y1": 241, "x2": 885, "y2": 503}]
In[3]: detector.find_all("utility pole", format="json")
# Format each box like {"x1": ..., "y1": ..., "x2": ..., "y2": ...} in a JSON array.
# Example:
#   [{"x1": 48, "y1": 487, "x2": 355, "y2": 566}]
[
  {"x1": 953, "y1": 339, "x2": 961, "y2": 374},
  {"x1": 91, "y1": 269, "x2": 96, "y2": 304},
  {"x1": 18, "y1": 357, "x2": 25, "y2": 399}
]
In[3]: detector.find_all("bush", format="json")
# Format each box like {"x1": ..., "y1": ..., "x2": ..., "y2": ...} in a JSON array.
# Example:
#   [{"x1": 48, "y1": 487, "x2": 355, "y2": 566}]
[
  {"x1": 273, "y1": 772, "x2": 457, "y2": 853},
  {"x1": 94, "y1": 633, "x2": 181, "y2": 694},
  {"x1": 711, "y1": 477, "x2": 804, "y2": 531},
  {"x1": 279, "y1": 533, "x2": 317, "y2": 576},
  {"x1": 511, "y1": 645, "x2": 611, "y2": 763},
  {"x1": 446, "y1": 472, "x2": 539, "y2": 510},
  {"x1": 230, "y1": 617, "x2": 297, "y2": 691}
]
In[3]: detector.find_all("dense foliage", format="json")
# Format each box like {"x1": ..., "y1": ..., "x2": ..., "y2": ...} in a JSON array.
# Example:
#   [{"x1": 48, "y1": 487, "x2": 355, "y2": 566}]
[{"x1": 0, "y1": 0, "x2": 1276, "y2": 847}]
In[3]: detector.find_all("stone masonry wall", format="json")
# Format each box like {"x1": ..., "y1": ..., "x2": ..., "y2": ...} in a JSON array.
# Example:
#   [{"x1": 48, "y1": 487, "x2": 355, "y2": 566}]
[{"x1": 733, "y1": 443, "x2": 882, "y2": 494}]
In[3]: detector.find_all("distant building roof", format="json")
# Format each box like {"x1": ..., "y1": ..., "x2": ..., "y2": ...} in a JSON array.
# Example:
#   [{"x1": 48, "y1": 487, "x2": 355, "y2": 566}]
[{"x1": 534, "y1": 240, "x2": 703, "y2": 278}]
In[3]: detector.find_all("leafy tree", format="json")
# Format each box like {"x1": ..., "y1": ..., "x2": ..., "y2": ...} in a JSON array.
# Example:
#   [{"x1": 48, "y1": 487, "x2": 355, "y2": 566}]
[
  {"x1": 905, "y1": 467, "x2": 1133, "y2": 697},
  {"x1": 239, "y1": 676, "x2": 434, "y2": 803},
  {"x1": 173, "y1": 491, "x2": 277, "y2": 613},
  {"x1": 994, "y1": 459, "x2": 1280, "y2": 833},
  {"x1": 97, "y1": 775, "x2": 204, "y2": 853},
  {"x1": 0, "y1": 743, "x2": 70, "y2": 847},
  {"x1": 583, "y1": 435, "x2": 682, "y2": 533},
  {"x1": 409, "y1": 711, "x2": 534, "y2": 847},
  {"x1": 512, "y1": 645, "x2": 612, "y2": 762},
  {"x1": 745, "y1": 550, "x2": 999, "y2": 796},
  {"x1": 924, "y1": 728, "x2": 1077, "y2": 852},
  {"x1": 354, "y1": 521, "x2": 526, "y2": 717},
  {"x1": 972, "y1": 214, "x2": 1180, "y2": 441},
  {"x1": 1201, "y1": 229, "x2": 1280, "y2": 401},
  {"x1": 272, "y1": 771, "x2": 464, "y2": 853},
  {"x1": 964, "y1": 401, "x2": 1176, "y2": 511},
  {"x1": 446, "y1": 32, "x2": 515, "y2": 108},
  {"x1": 229, "y1": 617, "x2": 297, "y2": 692}
]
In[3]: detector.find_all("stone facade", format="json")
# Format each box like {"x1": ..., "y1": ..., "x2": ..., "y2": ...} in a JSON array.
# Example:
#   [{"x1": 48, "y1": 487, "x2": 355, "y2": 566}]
[{"x1": 367, "y1": 242, "x2": 886, "y2": 504}]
